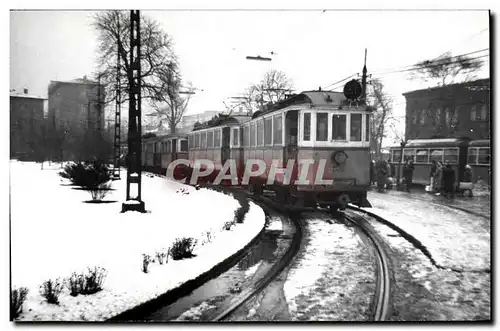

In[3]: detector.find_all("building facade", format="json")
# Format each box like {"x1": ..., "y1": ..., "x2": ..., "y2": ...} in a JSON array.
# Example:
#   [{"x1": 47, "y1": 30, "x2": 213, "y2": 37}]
[
  {"x1": 403, "y1": 78, "x2": 490, "y2": 141},
  {"x1": 10, "y1": 89, "x2": 47, "y2": 160},
  {"x1": 48, "y1": 77, "x2": 108, "y2": 161}
]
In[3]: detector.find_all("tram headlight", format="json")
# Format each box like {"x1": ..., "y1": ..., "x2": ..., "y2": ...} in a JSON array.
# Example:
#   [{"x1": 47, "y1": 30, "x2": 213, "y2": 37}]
[{"x1": 333, "y1": 151, "x2": 348, "y2": 165}]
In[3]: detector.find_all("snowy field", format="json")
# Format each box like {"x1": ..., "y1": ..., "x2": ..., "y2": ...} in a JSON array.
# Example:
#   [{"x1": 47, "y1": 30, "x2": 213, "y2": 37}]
[{"x1": 10, "y1": 161, "x2": 265, "y2": 321}]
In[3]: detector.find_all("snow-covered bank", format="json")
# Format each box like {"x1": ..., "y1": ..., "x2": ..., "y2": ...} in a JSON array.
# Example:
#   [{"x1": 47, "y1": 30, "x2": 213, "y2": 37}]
[
  {"x1": 363, "y1": 192, "x2": 490, "y2": 271},
  {"x1": 10, "y1": 162, "x2": 265, "y2": 321}
]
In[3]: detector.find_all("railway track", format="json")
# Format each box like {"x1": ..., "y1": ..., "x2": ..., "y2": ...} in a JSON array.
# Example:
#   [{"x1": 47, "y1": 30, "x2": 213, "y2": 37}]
[{"x1": 339, "y1": 210, "x2": 392, "y2": 321}]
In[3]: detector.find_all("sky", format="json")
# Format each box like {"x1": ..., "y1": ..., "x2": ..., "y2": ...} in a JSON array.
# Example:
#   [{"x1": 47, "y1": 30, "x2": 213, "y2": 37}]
[{"x1": 10, "y1": 9, "x2": 490, "y2": 145}]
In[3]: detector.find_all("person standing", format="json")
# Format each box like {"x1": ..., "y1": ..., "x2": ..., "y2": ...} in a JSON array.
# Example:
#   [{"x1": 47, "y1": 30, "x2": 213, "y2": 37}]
[
  {"x1": 376, "y1": 158, "x2": 389, "y2": 193},
  {"x1": 463, "y1": 164, "x2": 473, "y2": 183},
  {"x1": 433, "y1": 161, "x2": 443, "y2": 195},
  {"x1": 403, "y1": 160, "x2": 415, "y2": 192},
  {"x1": 442, "y1": 163, "x2": 456, "y2": 199},
  {"x1": 429, "y1": 160, "x2": 437, "y2": 192}
]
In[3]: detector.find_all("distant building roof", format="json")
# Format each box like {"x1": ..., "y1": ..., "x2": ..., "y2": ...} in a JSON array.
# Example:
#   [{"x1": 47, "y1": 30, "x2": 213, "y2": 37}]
[
  {"x1": 10, "y1": 92, "x2": 46, "y2": 100},
  {"x1": 403, "y1": 78, "x2": 490, "y2": 97}
]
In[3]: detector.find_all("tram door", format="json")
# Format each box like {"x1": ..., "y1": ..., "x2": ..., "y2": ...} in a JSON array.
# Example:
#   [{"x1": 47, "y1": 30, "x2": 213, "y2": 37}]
[
  {"x1": 171, "y1": 138, "x2": 177, "y2": 161},
  {"x1": 221, "y1": 127, "x2": 231, "y2": 165},
  {"x1": 284, "y1": 110, "x2": 299, "y2": 164}
]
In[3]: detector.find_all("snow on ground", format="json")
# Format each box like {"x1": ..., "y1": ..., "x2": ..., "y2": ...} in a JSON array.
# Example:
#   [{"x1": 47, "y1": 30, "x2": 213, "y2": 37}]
[
  {"x1": 283, "y1": 217, "x2": 375, "y2": 321},
  {"x1": 364, "y1": 192, "x2": 490, "y2": 271},
  {"x1": 10, "y1": 161, "x2": 265, "y2": 321}
]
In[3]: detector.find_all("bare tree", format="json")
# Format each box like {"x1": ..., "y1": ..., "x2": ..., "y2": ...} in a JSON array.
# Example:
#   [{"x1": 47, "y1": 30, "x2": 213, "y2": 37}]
[
  {"x1": 367, "y1": 79, "x2": 393, "y2": 157},
  {"x1": 148, "y1": 64, "x2": 194, "y2": 134},
  {"x1": 92, "y1": 11, "x2": 178, "y2": 107},
  {"x1": 240, "y1": 69, "x2": 294, "y2": 114},
  {"x1": 409, "y1": 51, "x2": 484, "y2": 87}
]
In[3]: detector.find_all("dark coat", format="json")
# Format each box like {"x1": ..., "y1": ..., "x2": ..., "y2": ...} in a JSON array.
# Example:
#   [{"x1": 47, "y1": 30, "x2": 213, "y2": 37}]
[
  {"x1": 442, "y1": 166, "x2": 456, "y2": 193},
  {"x1": 463, "y1": 168, "x2": 472, "y2": 182}
]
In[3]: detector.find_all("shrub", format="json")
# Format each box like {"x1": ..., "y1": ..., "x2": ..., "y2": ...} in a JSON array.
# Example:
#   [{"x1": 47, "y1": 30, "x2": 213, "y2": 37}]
[
  {"x1": 222, "y1": 219, "x2": 236, "y2": 231},
  {"x1": 200, "y1": 230, "x2": 214, "y2": 245},
  {"x1": 68, "y1": 272, "x2": 85, "y2": 297},
  {"x1": 170, "y1": 237, "x2": 197, "y2": 260},
  {"x1": 67, "y1": 267, "x2": 107, "y2": 296},
  {"x1": 142, "y1": 254, "x2": 152, "y2": 273},
  {"x1": 86, "y1": 183, "x2": 112, "y2": 201},
  {"x1": 40, "y1": 278, "x2": 64, "y2": 305},
  {"x1": 11, "y1": 287, "x2": 29, "y2": 320},
  {"x1": 59, "y1": 160, "x2": 110, "y2": 190},
  {"x1": 82, "y1": 267, "x2": 107, "y2": 295},
  {"x1": 155, "y1": 248, "x2": 170, "y2": 265}
]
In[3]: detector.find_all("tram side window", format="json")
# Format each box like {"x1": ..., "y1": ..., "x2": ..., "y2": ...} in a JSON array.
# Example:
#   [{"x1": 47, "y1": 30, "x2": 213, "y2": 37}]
[
  {"x1": 467, "y1": 148, "x2": 478, "y2": 165},
  {"x1": 332, "y1": 115, "x2": 346, "y2": 140},
  {"x1": 166, "y1": 140, "x2": 171, "y2": 153},
  {"x1": 243, "y1": 126, "x2": 249, "y2": 147},
  {"x1": 273, "y1": 114, "x2": 282, "y2": 144},
  {"x1": 257, "y1": 120, "x2": 264, "y2": 146},
  {"x1": 250, "y1": 123, "x2": 256, "y2": 147},
  {"x1": 316, "y1": 113, "x2": 328, "y2": 141},
  {"x1": 391, "y1": 150, "x2": 401, "y2": 163},
  {"x1": 350, "y1": 114, "x2": 362, "y2": 141},
  {"x1": 429, "y1": 149, "x2": 444, "y2": 163},
  {"x1": 303, "y1": 113, "x2": 311, "y2": 141},
  {"x1": 201, "y1": 131, "x2": 207, "y2": 148},
  {"x1": 264, "y1": 118, "x2": 272, "y2": 145},
  {"x1": 214, "y1": 129, "x2": 221, "y2": 148},
  {"x1": 403, "y1": 149, "x2": 416, "y2": 162},
  {"x1": 365, "y1": 114, "x2": 370, "y2": 142},
  {"x1": 443, "y1": 148, "x2": 459, "y2": 164},
  {"x1": 233, "y1": 128, "x2": 240, "y2": 146},
  {"x1": 206, "y1": 130, "x2": 213, "y2": 148},
  {"x1": 195, "y1": 133, "x2": 200, "y2": 148},
  {"x1": 180, "y1": 140, "x2": 188, "y2": 152},
  {"x1": 478, "y1": 148, "x2": 490, "y2": 165},
  {"x1": 415, "y1": 149, "x2": 429, "y2": 163}
]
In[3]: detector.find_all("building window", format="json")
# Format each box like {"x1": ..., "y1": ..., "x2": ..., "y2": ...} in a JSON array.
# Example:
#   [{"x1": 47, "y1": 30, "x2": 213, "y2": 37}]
[
  {"x1": 412, "y1": 110, "x2": 418, "y2": 124},
  {"x1": 452, "y1": 107, "x2": 460, "y2": 126},
  {"x1": 478, "y1": 148, "x2": 490, "y2": 165},
  {"x1": 273, "y1": 114, "x2": 282, "y2": 145},
  {"x1": 303, "y1": 113, "x2": 311, "y2": 141},
  {"x1": 419, "y1": 109, "x2": 425, "y2": 125},
  {"x1": 443, "y1": 148, "x2": 459, "y2": 164},
  {"x1": 214, "y1": 129, "x2": 221, "y2": 147},
  {"x1": 207, "y1": 130, "x2": 214, "y2": 148},
  {"x1": 257, "y1": 120, "x2": 264, "y2": 146},
  {"x1": 350, "y1": 114, "x2": 362, "y2": 141},
  {"x1": 316, "y1": 113, "x2": 328, "y2": 141},
  {"x1": 264, "y1": 117, "x2": 272, "y2": 145},
  {"x1": 415, "y1": 149, "x2": 429, "y2": 163},
  {"x1": 332, "y1": 114, "x2": 346, "y2": 140},
  {"x1": 474, "y1": 104, "x2": 488, "y2": 121},
  {"x1": 365, "y1": 114, "x2": 370, "y2": 142},
  {"x1": 435, "y1": 107, "x2": 442, "y2": 125},
  {"x1": 470, "y1": 105, "x2": 477, "y2": 121},
  {"x1": 250, "y1": 123, "x2": 256, "y2": 147},
  {"x1": 233, "y1": 127, "x2": 240, "y2": 146}
]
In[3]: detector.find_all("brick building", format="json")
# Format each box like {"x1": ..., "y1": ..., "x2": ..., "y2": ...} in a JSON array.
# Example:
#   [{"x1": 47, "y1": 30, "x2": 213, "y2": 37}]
[
  {"x1": 403, "y1": 78, "x2": 490, "y2": 141},
  {"x1": 48, "y1": 77, "x2": 108, "y2": 161},
  {"x1": 10, "y1": 89, "x2": 47, "y2": 160}
]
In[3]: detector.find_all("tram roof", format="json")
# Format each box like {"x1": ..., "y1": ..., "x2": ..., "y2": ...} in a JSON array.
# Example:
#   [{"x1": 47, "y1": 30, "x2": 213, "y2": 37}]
[
  {"x1": 192, "y1": 115, "x2": 251, "y2": 131},
  {"x1": 391, "y1": 138, "x2": 472, "y2": 149},
  {"x1": 253, "y1": 90, "x2": 373, "y2": 119},
  {"x1": 469, "y1": 139, "x2": 490, "y2": 147}
]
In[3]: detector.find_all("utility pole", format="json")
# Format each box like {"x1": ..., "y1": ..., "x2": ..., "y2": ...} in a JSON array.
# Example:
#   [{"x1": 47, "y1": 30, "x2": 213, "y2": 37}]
[
  {"x1": 112, "y1": 18, "x2": 122, "y2": 180},
  {"x1": 122, "y1": 10, "x2": 146, "y2": 213},
  {"x1": 361, "y1": 48, "x2": 368, "y2": 102}
]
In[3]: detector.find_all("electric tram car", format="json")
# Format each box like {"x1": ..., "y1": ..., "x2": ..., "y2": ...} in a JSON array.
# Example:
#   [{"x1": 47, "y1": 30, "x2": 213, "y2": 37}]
[
  {"x1": 388, "y1": 138, "x2": 491, "y2": 186},
  {"x1": 141, "y1": 133, "x2": 189, "y2": 173},
  {"x1": 186, "y1": 90, "x2": 373, "y2": 210}
]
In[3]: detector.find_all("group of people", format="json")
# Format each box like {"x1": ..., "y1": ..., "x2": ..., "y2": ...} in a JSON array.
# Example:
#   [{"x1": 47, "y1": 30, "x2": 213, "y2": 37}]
[{"x1": 428, "y1": 160, "x2": 472, "y2": 198}]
